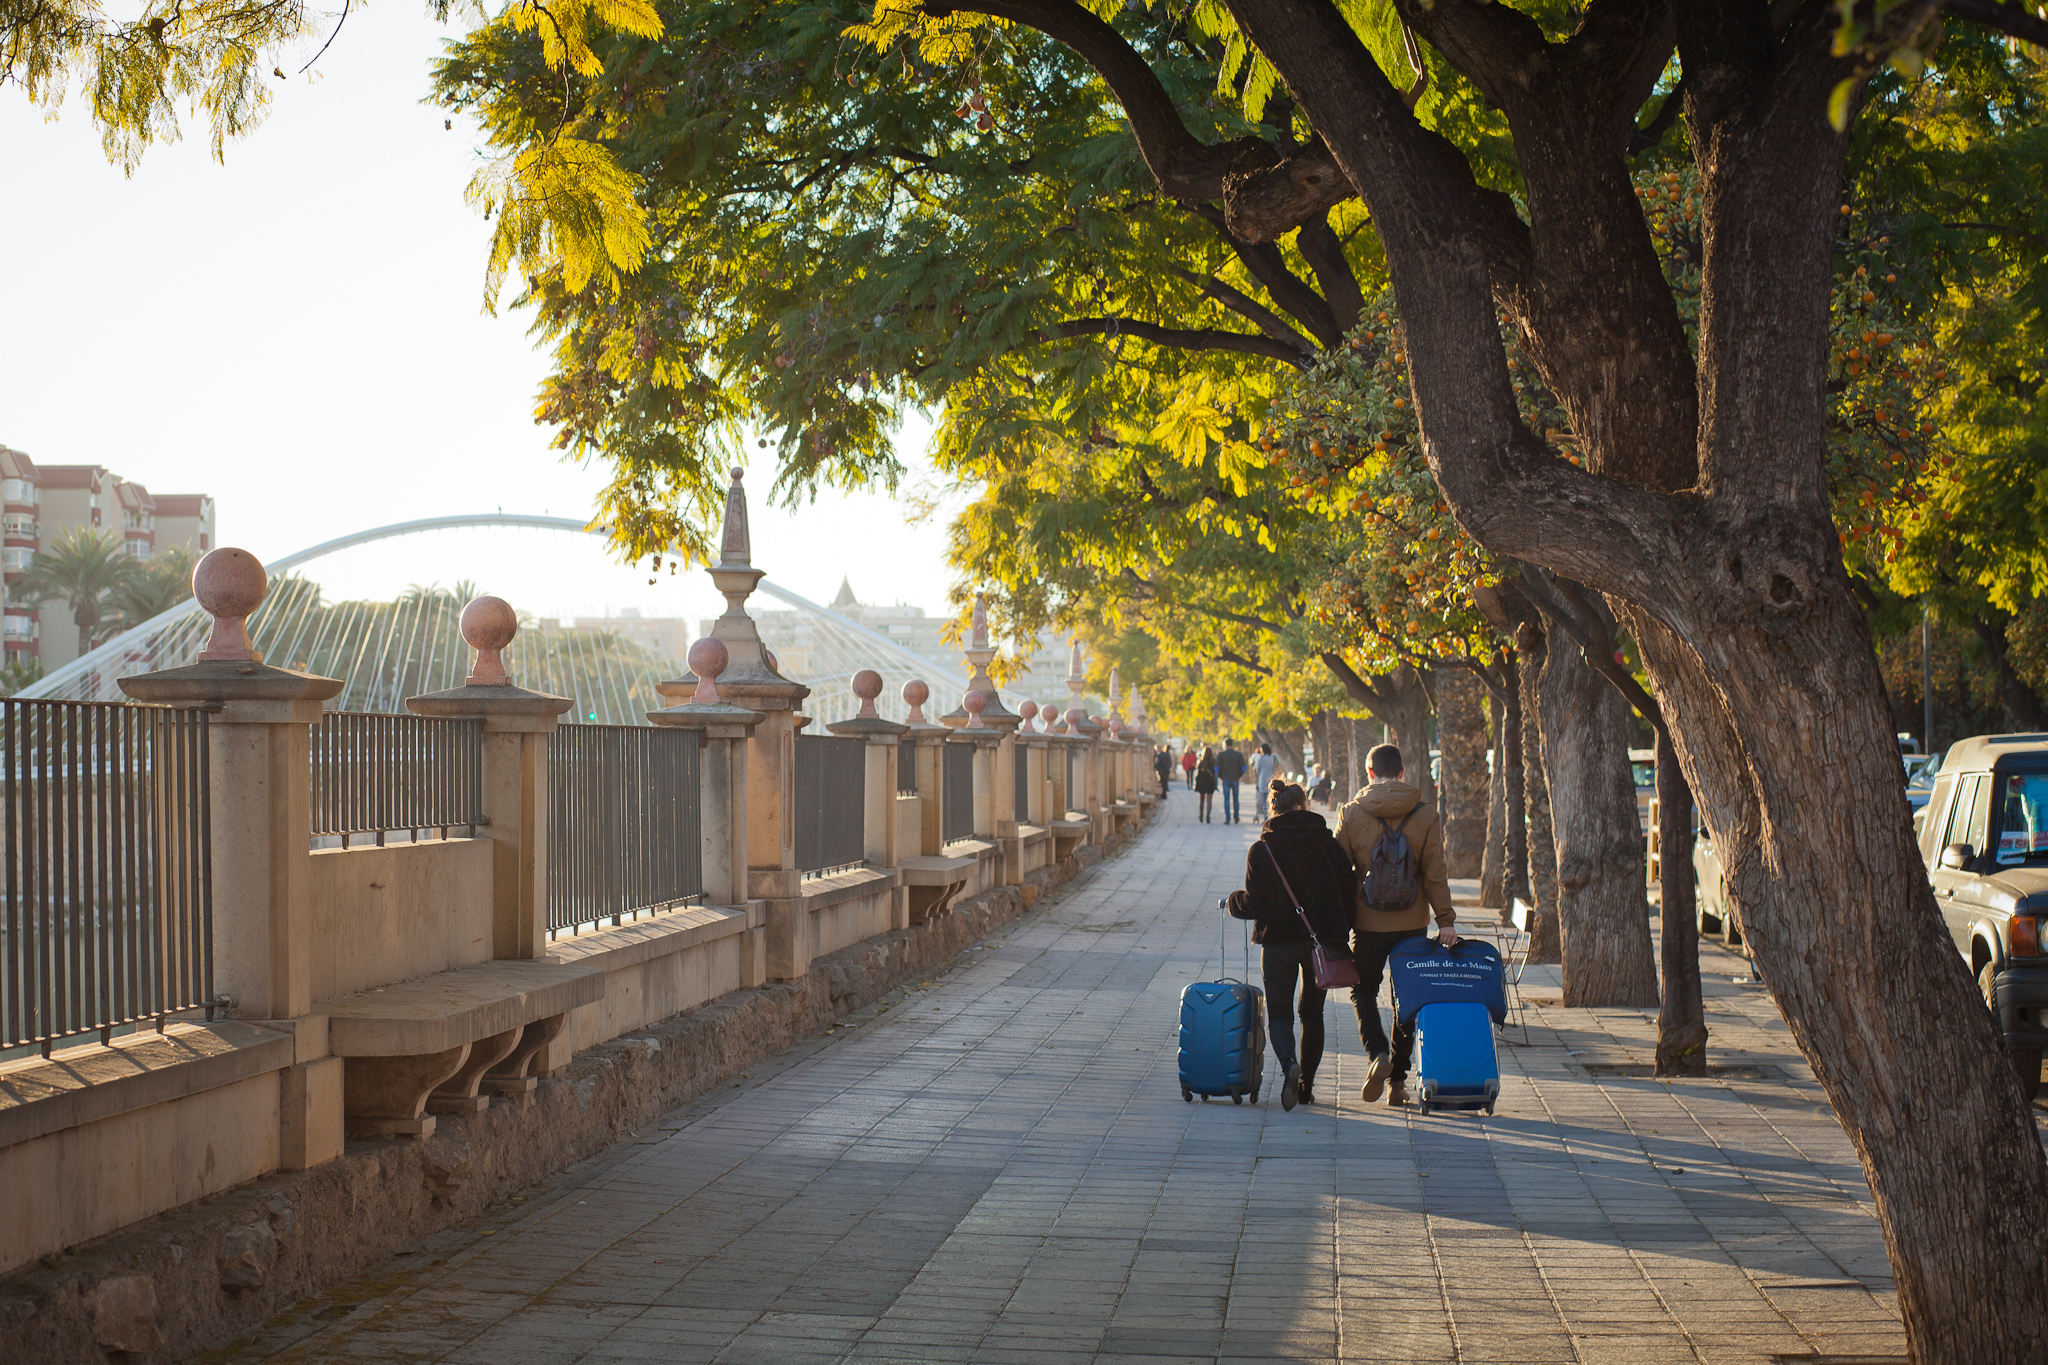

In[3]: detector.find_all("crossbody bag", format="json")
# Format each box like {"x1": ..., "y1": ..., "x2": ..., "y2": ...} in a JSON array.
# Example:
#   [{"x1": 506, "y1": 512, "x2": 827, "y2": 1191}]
[{"x1": 1260, "y1": 842, "x2": 1362, "y2": 990}]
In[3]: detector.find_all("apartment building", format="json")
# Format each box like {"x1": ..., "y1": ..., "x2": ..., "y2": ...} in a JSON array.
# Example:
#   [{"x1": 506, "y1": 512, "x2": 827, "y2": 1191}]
[
  {"x1": 1, "y1": 446, "x2": 40, "y2": 661},
  {"x1": 0, "y1": 451, "x2": 218, "y2": 670}
]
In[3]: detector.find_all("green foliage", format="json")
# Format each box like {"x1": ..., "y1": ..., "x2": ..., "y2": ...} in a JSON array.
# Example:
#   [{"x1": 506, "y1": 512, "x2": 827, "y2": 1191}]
[
  {"x1": 108, "y1": 545, "x2": 195, "y2": 633},
  {"x1": 15, "y1": 526, "x2": 137, "y2": 649}
]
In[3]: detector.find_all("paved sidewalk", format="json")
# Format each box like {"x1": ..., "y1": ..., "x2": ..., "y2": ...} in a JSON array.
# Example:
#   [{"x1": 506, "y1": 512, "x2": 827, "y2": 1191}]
[{"x1": 202, "y1": 807, "x2": 1905, "y2": 1364}]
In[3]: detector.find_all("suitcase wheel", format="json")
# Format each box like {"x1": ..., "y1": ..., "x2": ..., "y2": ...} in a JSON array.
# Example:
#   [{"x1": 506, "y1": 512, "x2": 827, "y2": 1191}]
[
  {"x1": 1229, "y1": 1089, "x2": 1242, "y2": 1105},
  {"x1": 1181, "y1": 1085, "x2": 1193, "y2": 1103},
  {"x1": 1419, "y1": 1101, "x2": 1431, "y2": 1116}
]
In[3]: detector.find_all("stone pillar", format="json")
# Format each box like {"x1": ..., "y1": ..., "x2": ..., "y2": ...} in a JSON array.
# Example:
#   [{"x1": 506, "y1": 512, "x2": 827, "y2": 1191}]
[
  {"x1": 1016, "y1": 701, "x2": 1048, "y2": 826},
  {"x1": 408, "y1": 596, "x2": 572, "y2": 960},
  {"x1": 120, "y1": 548, "x2": 347, "y2": 1171},
  {"x1": 959, "y1": 690, "x2": 1003, "y2": 839},
  {"x1": 660, "y1": 469, "x2": 811, "y2": 977},
  {"x1": 826, "y1": 670, "x2": 909, "y2": 869},
  {"x1": 649, "y1": 638, "x2": 766, "y2": 983},
  {"x1": 902, "y1": 680, "x2": 951, "y2": 857}
]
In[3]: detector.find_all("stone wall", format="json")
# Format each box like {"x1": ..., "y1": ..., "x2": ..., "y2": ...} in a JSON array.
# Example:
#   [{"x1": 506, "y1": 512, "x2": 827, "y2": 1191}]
[{"x1": 0, "y1": 811, "x2": 1146, "y2": 1365}]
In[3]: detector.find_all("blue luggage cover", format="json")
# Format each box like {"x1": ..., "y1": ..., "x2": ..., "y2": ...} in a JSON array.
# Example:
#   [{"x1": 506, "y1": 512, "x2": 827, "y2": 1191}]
[
  {"x1": 1414, "y1": 1001, "x2": 1500, "y2": 1107},
  {"x1": 1388, "y1": 936, "x2": 1507, "y2": 1027},
  {"x1": 1178, "y1": 979, "x2": 1263, "y2": 1097}
]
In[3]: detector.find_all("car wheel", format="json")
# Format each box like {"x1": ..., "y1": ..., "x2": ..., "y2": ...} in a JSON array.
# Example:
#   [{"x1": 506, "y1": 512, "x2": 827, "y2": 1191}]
[{"x1": 1977, "y1": 960, "x2": 2044, "y2": 1102}]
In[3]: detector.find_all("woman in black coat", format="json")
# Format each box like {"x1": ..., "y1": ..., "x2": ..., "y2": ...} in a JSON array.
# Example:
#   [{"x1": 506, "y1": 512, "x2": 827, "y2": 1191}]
[{"x1": 1228, "y1": 779, "x2": 1355, "y2": 1110}]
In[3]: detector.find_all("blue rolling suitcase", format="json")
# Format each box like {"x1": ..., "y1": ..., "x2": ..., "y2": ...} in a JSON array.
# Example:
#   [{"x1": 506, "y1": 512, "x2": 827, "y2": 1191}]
[
  {"x1": 1389, "y1": 937, "x2": 1506, "y2": 1115},
  {"x1": 1413, "y1": 1002, "x2": 1500, "y2": 1114},
  {"x1": 1178, "y1": 899, "x2": 1265, "y2": 1105}
]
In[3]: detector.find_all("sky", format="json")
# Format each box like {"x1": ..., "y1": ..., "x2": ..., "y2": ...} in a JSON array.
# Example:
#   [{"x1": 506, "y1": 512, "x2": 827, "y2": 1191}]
[{"x1": 0, "y1": 7, "x2": 959, "y2": 625}]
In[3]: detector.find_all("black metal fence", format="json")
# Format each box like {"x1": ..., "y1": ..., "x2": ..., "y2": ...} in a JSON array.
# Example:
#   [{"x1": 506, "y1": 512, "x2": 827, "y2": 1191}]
[
  {"x1": 942, "y1": 741, "x2": 975, "y2": 845},
  {"x1": 548, "y1": 723, "x2": 702, "y2": 935},
  {"x1": 1014, "y1": 744, "x2": 1032, "y2": 823},
  {"x1": 311, "y1": 711, "x2": 484, "y2": 846},
  {"x1": 897, "y1": 738, "x2": 918, "y2": 796},
  {"x1": 2, "y1": 698, "x2": 213, "y2": 1055},
  {"x1": 795, "y1": 734, "x2": 865, "y2": 876}
]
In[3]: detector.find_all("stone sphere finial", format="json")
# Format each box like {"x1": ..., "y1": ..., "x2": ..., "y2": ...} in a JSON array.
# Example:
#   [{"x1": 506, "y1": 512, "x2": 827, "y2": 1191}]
[
  {"x1": 192, "y1": 548, "x2": 267, "y2": 662},
  {"x1": 1065, "y1": 706, "x2": 1086, "y2": 734},
  {"x1": 852, "y1": 669, "x2": 884, "y2": 719},
  {"x1": 963, "y1": 689, "x2": 988, "y2": 729},
  {"x1": 687, "y1": 637, "x2": 730, "y2": 704},
  {"x1": 903, "y1": 679, "x2": 931, "y2": 725},
  {"x1": 460, "y1": 596, "x2": 518, "y2": 686},
  {"x1": 1018, "y1": 699, "x2": 1039, "y2": 725}
]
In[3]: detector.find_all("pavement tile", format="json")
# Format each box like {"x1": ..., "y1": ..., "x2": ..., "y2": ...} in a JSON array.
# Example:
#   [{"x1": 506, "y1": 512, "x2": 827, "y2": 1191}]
[{"x1": 192, "y1": 813, "x2": 1915, "y2": 1364}]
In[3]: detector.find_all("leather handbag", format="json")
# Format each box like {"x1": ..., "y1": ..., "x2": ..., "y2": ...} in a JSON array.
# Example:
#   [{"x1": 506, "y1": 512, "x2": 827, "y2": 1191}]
[{"x1": 1260, "y1": 842, "x2": 1362, "y2": 990}]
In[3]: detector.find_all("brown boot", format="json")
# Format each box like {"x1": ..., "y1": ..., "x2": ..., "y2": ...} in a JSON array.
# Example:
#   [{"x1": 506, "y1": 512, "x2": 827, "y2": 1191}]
[
  {"x1": 1387, "y1": 1079, "x2": 1409, "y2": 1107},
  {"x1": 1360, "y1": 1052, "x2": 1391, "y2": 1103}
]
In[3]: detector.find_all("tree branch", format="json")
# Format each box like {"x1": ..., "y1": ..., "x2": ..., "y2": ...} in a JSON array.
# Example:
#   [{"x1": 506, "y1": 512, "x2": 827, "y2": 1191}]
[
  {"x1": 1294, "y1": 209, "x2": 1366, "y2": 333},
  {"x1": 1190, "y1": 203, "x2": 1342, "y2": 347},
  {"x1": 1163, "y1": 264, "x2": 1316, "y2": 353},
  {"x1": 1046, "y1": 317, "x2": 1312, "y2": 367},
  {"x1": 1946, "y1": 0, "x2": 2048, "y2": 47}
]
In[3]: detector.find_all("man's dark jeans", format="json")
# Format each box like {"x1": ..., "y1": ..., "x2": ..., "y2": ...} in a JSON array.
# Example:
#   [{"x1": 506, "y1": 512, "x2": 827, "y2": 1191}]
[
  {"x1": 1221, "y1": 780, "x2": 1240, "y2": 822},
  {"x1": 1259, "y1": 940, "x2": 1327, "y2": 1088},
  {"x1": 1351, "y1": 928, "x2": 1419, "y2": 1079}
]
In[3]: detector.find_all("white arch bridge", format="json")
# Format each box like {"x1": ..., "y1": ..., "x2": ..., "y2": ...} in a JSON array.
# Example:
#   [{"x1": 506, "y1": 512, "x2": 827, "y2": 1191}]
[{"x1": 20, "y1": 514, "x2": 1018, "y2": 726}]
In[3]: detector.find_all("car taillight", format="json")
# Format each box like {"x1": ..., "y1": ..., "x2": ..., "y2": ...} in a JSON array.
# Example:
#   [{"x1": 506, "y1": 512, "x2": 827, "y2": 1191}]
[{"x1": 2013, "y1": 917, "x2": 2042, "y2": 958}]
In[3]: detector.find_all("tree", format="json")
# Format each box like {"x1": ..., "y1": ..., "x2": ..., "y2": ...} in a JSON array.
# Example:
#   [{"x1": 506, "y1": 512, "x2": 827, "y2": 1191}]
[
  {"x1": 849, "y1": 0, "x2": 2048, "y2": 1352},
  {"x1": 108, "y1": 545, "x2": 194, "y2": 634},
  {"x1": 16, "y1": 527, "x2": 137, "y2": 658}
]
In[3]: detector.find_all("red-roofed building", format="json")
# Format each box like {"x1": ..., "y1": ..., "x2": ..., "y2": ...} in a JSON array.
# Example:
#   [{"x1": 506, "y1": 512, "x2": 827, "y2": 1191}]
[{"x1": 0, "y1": 445, "x2": 40, "y2": 660}]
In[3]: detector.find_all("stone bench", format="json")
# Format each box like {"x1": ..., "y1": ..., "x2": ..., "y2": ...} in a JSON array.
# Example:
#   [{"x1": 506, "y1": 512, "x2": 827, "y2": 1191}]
[{"x1": 315, "y1": 959, "x2": 605, "y2": 1138}]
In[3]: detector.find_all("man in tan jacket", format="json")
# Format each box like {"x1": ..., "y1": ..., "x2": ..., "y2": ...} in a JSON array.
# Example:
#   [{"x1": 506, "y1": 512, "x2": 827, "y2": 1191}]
[{"x1": 1334, "y1": 743, "x2": 1457, "y2": 1107}]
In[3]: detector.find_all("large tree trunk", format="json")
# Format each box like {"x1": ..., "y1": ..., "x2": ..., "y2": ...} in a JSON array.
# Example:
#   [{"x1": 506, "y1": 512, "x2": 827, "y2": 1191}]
[
  {"x1": 1653, "y1": 726, "x2": 1706, "y2": 1076},
  {"x1": 1436, "y1": 665, "x2": 1488, "y2": 877},
  {"x1": 1517, "y1": 626, "x2": 1561, "y2": 963},
  {"x1": 1479, "y1": 707, "x2": 1505, "y2": 909},
  {"x1": 1536, "y1": 614, "x2": 1659, "y2": 1008}
]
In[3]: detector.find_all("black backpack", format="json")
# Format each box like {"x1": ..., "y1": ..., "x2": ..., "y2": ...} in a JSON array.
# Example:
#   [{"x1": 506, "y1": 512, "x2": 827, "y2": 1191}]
[{"x1": 1361, "y1": 809, "x2": 1419, "y2": 913}]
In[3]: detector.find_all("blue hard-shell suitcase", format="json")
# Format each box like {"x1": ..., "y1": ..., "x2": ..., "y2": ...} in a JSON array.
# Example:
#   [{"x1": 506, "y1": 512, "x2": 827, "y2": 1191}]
[
  {"x1": 1388, "y1": 936, "x2": 1508, "y2": 1028},
  {"x1": 1414, "y1": 1001, "x2": 1500, "y2": 1115},
  {"x1": 1178, "y1": 900, "x2": 1266, "y2": 1105}
]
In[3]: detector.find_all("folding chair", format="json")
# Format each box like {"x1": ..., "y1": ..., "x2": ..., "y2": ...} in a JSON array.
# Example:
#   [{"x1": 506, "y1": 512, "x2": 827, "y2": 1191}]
[{"x1": 1496, "y1": 898, "x2": 1536, "y2": 1045}]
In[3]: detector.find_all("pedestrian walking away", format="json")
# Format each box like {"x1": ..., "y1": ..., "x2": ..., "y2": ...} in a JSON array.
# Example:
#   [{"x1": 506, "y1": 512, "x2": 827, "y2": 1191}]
[
  {"x1": 1216, "y1": 739, "x2": 1247, "y2": 823},
  {"x1": 1227, "y1": 779, "x2": 1355, "y2": 1110},
  {"x1": 1152, "y1": 746, "x2": 1173, "y2": 799},
  {"x1": 1334, "y1": 743, "x2": 1457, "y2": 1108},
  {"x1": 1181, "y1": 746, "x2": 1197, "y2": 789},
  {"x1": 1251, "y1": 743, "x2": 1279, "y2": 818},
  {"x1": 1194, "y1": 747, "x2": 1218, "y2": 822}
]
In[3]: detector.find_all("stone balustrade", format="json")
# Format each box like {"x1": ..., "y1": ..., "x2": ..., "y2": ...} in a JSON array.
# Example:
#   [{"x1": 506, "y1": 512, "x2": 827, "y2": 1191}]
[{"x1": 0, "y1": 467, "x2": 1158, "y2": 1307}]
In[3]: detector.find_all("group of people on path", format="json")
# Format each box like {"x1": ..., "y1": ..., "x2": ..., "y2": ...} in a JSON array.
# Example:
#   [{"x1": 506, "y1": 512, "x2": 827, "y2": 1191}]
[
  {"x1": 1225, "y1": 743, "x2": 1457, "y2": 1111},
  {"x1": 1150, "y1": 738, "x2": 1284, "y2": 823}
]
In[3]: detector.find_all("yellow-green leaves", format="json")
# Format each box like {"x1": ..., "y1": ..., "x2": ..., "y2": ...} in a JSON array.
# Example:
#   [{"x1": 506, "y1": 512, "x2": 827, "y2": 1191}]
[
  {"x1": 503, "y1": 0, "x2": 662, "y2": 77},
  {"x1": 468, "y1": 134, "x2": 650, "y2": 311}
]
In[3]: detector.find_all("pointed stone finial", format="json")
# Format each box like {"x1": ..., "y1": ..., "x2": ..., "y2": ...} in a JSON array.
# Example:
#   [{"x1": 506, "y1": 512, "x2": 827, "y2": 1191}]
[
  {"x1": 460, "y1": 596, "x2": 518, "y2": 686},
  {"x1": 192, "y1": 547, "x2": 266, "y2": 662},
  {"x1": 904, "y1": 679, "x2": 931, "y2": 725},
  {"x1": 852, "y1": 670, "x2": 884, "y2": 720},
  {"x1": 963, "y1": 689, "x2": 987, "y2": 729},
  {"x1": 688, "y1": 638, "x2": 730, "y2": 703},
  {"x1": 717, "y1": 466, "x2": 751, "y2": 568},
  {"x1": 1108, "y1": 667, "x2": 1122, "y2": 706},
  {"x1": 1066, "y1": 636, "x2": 1084, "y2": 690},
  {"x1": 971, "y1": 594, "x2": 989, "y2": 650}
]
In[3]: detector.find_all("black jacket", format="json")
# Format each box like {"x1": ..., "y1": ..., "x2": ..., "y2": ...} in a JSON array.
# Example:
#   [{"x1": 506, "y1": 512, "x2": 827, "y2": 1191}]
[
  {"x1": 1228, "y1": 809, "x2": 1355, "y2": 946},
  {"x1": 1215, "y1": 746, "x2": 1248, "y2": 781}
]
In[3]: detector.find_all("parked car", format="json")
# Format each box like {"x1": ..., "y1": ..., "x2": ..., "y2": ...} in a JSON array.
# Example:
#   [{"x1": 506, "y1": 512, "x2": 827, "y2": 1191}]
[
  {"x1": 1904, "y1": 749, "x2": 1941, "y2": 814},
  {"x1": 1630, "y1": 748, "x2": 1655, "y2": 832},
  {"x1": 1691, "y1": 821, "x2": 1747, "y2": 956},
  {"x1": 1918, "y1": 732, "x2": 2048, "y2": 1101}
]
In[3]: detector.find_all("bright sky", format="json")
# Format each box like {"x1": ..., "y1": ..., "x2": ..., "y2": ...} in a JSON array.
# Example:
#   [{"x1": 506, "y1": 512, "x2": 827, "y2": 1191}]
[{"x1": 0, "y1": 7, "x2": 959, "y2": 625}]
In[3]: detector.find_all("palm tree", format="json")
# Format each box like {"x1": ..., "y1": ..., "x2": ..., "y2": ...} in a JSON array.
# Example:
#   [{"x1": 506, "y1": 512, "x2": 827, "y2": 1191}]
[
  {"x1": 108, "y1": 545, "x2": 196, "y2": 634},
  {"x1": 15, "y1": 528, "x2": 138, "y2": 658}
]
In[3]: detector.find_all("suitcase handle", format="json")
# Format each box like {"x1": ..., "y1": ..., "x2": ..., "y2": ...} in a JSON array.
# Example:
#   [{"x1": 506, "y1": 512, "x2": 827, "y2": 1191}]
[{"x1": 1215, "y1": 897, "x2": 1252, "y2": 984}]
